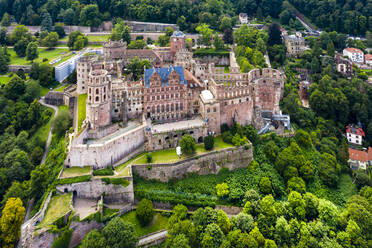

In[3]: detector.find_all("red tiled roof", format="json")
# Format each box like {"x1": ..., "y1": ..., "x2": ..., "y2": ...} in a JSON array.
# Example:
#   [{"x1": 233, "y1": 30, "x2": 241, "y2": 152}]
[
  {"x1": 346, "y1": 125, "x2": 365, "y2": 136},
  {"x1": 344, "y1": 48, "x2": 363, "y2": 54},
  {"x1": 349, "y1": 148, "x2": 368, "y2": 162},
  {"x1": 365, "y1": 54, "x2": 372, "y2": 61},
  {"x1": 369, "y1": 147, "x2": 372, "y2": 161}
]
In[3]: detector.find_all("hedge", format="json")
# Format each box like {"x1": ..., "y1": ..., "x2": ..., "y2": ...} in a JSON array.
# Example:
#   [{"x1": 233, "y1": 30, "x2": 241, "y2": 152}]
[
  {"x1": 193, "y1": 48, "x2": 229, "y2": 57},
  {"x1": 56, "y1": 175, "x2": 91, "y2": 185},
  {"x1": 93, "y1": 167, "x2": 114, "y2": 176},
  {"x1": 101, "y1": 177, "x2": 130, "y2": 187},
  {"x1": 51, "y1": 229, "x2": 73, "y2": 248}
]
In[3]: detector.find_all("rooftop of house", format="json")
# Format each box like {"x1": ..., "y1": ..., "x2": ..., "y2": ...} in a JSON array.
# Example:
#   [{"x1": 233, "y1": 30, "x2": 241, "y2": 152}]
[
  {"x1": 365, "y1": 54, "x2": 372, "y2": 61},
  {"x1": 144, "y1": 65, "x2": 187, "y2": 88},
  {"x1": 349, "y1": 148, "x2": 367, "y2": 162},
  {"x1": 239, "y1": 13, "x2": 248, "y2": 18},
  {"x1": 344, "y1": 48, "x2": 363, "y2": 54},
  {"x1": 284, "y1": 34, "x2": 304, "y2": 41},
  {"x1": 171, "y1": 31, "x2": 185, "y2": 38},
  {"x1": 346, "y1": 124, "x2": 365, "y2": 136},
  {"x1": 349, "y1": 147, "x2": 372, "y2": 162}
]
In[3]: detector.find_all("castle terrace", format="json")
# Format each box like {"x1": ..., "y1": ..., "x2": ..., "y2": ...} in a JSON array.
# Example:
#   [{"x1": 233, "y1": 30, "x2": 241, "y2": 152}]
[{"x1": 150, "y1": 117, "x2": 205, "y2": 134}]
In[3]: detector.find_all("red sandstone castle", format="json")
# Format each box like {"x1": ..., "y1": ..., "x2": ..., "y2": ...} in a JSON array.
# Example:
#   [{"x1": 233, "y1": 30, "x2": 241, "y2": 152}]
[{"x1": 68, "y1": 31, "x2": 286, "y2": 168}]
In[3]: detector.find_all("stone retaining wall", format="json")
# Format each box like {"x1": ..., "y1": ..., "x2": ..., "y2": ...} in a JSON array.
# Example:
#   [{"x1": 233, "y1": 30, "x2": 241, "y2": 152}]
[
  {"x1": 132, "y1": 145, "x2": 253, "y2": 182},
  {"x1": 56, "y1": 177, "x2": 134, "y2": 203}
]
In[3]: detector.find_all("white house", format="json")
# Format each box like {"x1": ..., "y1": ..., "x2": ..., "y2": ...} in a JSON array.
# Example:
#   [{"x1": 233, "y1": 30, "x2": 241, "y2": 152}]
[
  {"x1": 348, "y1": 147, "x2": 372, "y2": 170},
  {"x1": 239, "y1": 13, "x2": 248, "y2": 24},
  {"x1": 343, "y1": 48, "x2": 364, "y2": 63},
  {"x1": 346, "y1": 124, "x2": 365, "y2": 145}
]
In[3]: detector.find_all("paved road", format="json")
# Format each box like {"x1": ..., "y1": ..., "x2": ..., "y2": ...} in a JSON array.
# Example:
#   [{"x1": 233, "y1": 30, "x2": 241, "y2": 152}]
[{"x1": 39, "y1": 98, "x2": 59, "y2": 164}]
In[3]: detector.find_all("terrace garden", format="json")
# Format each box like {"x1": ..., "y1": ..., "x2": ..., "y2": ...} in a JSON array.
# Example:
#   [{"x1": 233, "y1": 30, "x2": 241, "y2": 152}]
[{"x1": 61, "y1": 166, "x2": 91, "y2": 178}]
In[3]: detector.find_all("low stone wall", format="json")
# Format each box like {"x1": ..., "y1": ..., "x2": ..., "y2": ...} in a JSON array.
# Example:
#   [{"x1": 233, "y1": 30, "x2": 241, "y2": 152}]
[
  {"x1": 132, "y1": 145, "x2": 253, "y2": 182},
  {"x1": 56, "y1": 177, "x2": 134, "y2": 203}
]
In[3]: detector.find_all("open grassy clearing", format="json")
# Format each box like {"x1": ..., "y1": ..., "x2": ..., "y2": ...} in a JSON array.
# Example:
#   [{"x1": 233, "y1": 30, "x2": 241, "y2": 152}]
[
  {"x1": 78, "y1": 94, "x2": 87, "y2": 131},
  {"x1": 0, "y1": 74, "x2": 13, "y2": 84},
  {"x1": 121, "y1": 211, "x2": 169, "y2": 237},
  {"x1": 55, "y1": 84, "x2": 69, "y2": 92},
  {"x1": 8, "y1": 48, "x2": 69, "y2": 65},
  {"x1": 133, "y1": 135, "x2": 234, "y2": 164},
  {"x1": 59, "y1": 35, "x2": 110, "y2": 43},
  {"x1": 61, "y1": 166, "x2": 91, "y2": 178},
  {"x1": 37, "y1": 193, "x2": 71, "y2": 229}
]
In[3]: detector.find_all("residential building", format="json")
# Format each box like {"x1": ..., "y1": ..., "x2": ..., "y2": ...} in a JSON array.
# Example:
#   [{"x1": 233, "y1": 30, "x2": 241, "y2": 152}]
[
  {"x1": 283, "y1": 34, "x2": 306, "y2": 56},
  {"x1": 365, "y1": 54, "x2": 372, "y2": 66},
  {"x1": 343, "y1": 48, "x2": 364, "y2": 63},
  {"x1": 239, "y1": 13, "x2": 248, "y2": 24},
  {"x1": 335, "y1": 54, "x2": 353, "y2": 77},
  {"x1": 346, "y1": 124, "x2": 365, "y2": 145},
  {"x1": 348, "y1": 147, "x2": 372, "y2": 170}
]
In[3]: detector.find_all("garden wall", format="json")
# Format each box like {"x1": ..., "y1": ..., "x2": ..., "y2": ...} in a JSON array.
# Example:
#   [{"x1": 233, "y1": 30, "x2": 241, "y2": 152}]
[
  {"x1": 56, "y1": 177, "x2": 134, "y2": 203},
  {"x1": 132, "y1": 145, "x2": 253, "y2": 182},
  {"x1": 193, "y1": 55, "x2": 230, "y2": 66}
]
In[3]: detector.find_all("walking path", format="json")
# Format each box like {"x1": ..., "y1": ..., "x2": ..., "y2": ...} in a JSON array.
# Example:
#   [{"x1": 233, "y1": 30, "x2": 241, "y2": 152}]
[
  {"x1": 138, "y1": 230, "x2": 168, "y2": 247},
  {"x1": 39, "y1": 98, "x2": 59, "y2": 164}
]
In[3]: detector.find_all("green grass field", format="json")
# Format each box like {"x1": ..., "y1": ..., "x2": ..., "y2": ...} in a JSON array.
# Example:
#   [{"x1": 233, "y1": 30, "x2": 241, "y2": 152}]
[
  {"x1": 78, "y1": 94, "x2": 87, "y2": 131},
  {"x1": 8, "y1": 48, "x2": 69, "y2": 65},
  {"x1": 132, "y1": 135, "x2": 233, "y2": 164},
  {"x1": 121, "y1": 211, "x2": 169, "y2": 237},
  {"x1": 61, "y1": 166, "x2": 91, "y2": 178},
  {"x1": 0, "y1": 75, "x2": 12, "y2": 84},
  {"x1": 38, "y1": 193, "x2": 71, "y2": 229},
  {"x1": 55, "y1": 84, "x2": 69, "y2": 92},
  {"x1": 53, "y1": 53, "x2": 74, "y2": 66},
  {"x1": 60, "y1": 35, "x2": 110, "y2": 43}
]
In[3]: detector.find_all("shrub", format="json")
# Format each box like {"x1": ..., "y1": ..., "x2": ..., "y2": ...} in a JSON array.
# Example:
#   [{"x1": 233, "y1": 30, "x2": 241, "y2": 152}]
[
  {"x1": 180, "y1": 134, "x2": 196, "y2": 155},
  {"x1": 222, "y1": 131, "x2": 233, "y2": 144},
  {"x1": 259, "y1": 177, "x2": 272, "y2": 195},
  {"x1": 216, "y1": 183, "x2": 229, "y2": 198},
  {"x1": 101, "y1": 178, "x2": 130, "y2": 187},
  {"x1": 51, "y1": 229, "x2": 73, "y2": 248},
  {"x1": 146, "y1": 153, "x2": 152, "y2": 163},
  {"x1": 204, "y1": 135, "x2": 214, "y2": 151},
  {"x1": 136, "y1": 198, "x2": 154, "y2": 226},
  {"x1": 56, "y1": 175, "x2": 91, "y2": 185},
  {"x1": 93, "y1": 167, "x2": 114, "y2": 176}
]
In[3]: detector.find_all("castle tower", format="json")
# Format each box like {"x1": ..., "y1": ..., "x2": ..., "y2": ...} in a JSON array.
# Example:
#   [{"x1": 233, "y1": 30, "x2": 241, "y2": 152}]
[
  {"x1": 103, "y1": 40, "x2": 127, "y2": 61},
  {"x1": 170, "y1": 31, "x2": 186, "y2": 60},
  {"x1": 86, "y1": 69, "x2": 112, "y2": 130},
  {"x1": 77, "y1": 55, "x2": 97, "y2": 94}
]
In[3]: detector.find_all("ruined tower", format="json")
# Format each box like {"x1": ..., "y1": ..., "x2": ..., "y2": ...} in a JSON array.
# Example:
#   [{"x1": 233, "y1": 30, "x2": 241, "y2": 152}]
[{"x1": 86, "y1": 69, "x2": 112, "y2": 130}]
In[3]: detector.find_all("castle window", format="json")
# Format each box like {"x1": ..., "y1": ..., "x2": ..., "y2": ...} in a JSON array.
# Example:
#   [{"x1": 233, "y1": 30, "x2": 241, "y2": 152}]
[
  {"x1": 96, "y1": 96, "x2": 99, "y2": 102},
  {"x1": 161, "y1": 95, "x2": 164, "y2": 100},
  {"x1": 213, "y1": 108, "x2": 216, "y2": 112},
  {"x1": 157, "y1": 106, "x2": 160, "y2": 113},
  {"x1": 152, "y1": 106, "x2": 155, "y2": 113},
  {"x1": 166, "y1": 105, "x2": 169, "y2": 111},
  {"x1": 180, "y1": 103, "x2": 183, "y2": 110},
  {"x1": 157, "y1": 96, "x2": 160, "y2": 100},
  {"x1": 171, "y1": 104, "x2": 174, "y2": 111},
  {"x1": 161, "y1": 105, "x2": 165, "y2": 112},
  {"x1": 104, "y1": 94, "x2": 106, "y2": 100},
  {"x1": 176, "y1": 103, "x2": 179, "y2": 111},
  {"x1": 96, "y1": 89, "x2": 99, "y2": 94},
  {"x1": 207, "y1": 108, "x2": 210, "y2": 113}
]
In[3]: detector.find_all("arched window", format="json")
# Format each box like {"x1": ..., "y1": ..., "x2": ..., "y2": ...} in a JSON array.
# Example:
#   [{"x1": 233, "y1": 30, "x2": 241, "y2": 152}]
[
  {"x1": 95, "y1": 96, "x2": 99, "y2": 102},
  {"x1": 96, "y1": 88, "x2": 99, "y2": 94}
]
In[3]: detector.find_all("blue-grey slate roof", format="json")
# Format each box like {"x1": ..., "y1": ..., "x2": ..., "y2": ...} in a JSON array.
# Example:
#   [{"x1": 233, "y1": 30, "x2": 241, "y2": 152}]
[
  {"x1": 171, "y1": 31, "x2": 185, "y2": 38},
  {"x1": 144, "y1": 66, "x2": 187, "y2": 88}
]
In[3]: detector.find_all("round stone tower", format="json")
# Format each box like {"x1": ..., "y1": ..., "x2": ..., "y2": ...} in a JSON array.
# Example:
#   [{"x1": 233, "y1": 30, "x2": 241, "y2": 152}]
[
  {"x1": 86, "y1": 69, "x2": 112, "y2": 130},
  {"x1": 77, "y1": 55, "x2": 97, "y2": 94},
  {"x1": 103, "y1": 40, "x2": 127, "y2": 61}
]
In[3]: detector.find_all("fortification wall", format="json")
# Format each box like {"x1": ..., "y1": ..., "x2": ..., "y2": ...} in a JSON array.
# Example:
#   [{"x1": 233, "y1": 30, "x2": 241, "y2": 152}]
[
  {"x1": 132, "y1": 145, "x2": 253, "y2": 182},
  {"x1": 194, "y1": 55, "x2": 230, "y2": 66},
  {"x1": 67, "y1": 123, "x2": 146, "y2": 169},
  {"x1": 56, "y1": 178, "x2": 134, "y2": 203},
  {"x1": 69, "y1": 221, "x2": 104, "y2": 248}
]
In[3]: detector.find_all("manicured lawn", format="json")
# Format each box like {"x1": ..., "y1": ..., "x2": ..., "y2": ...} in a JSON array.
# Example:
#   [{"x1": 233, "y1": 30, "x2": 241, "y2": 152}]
[
  {"x1": 132, "y1": 135, "x2": 233, "y2": 164},
  {"x1": 61, "y1": 166, "x2": 91, "y2": 178},
  {"x1": 0, "y1": 74, "x2": 13, "y2": 84},
  {"x1": 38, "y1": 193, "x2": 71, "y2": 229},
  {"x1": 55, "y1": 84, "x2": 69, "y2": 92},
  {"x1": 60, "y1": 35, "x2": 110, "y2": 43},
  {"x1": 8, "y1": 48, "x2": 69, "y2": 65},
  {"x1": 193, "y1": 48, "x2": 229, "y2": 57},
  {"x1": 53, "y1": 53, "x2": 74, "y2": 66},
  {"x1": 121, "y1": 211, "x2": 169, "y2": 237},
  {"x1": 40, "y1": 87, "x2": 50, "y2": 96},
  {"x1": 78, "y1": 94, "x2": 87, "y2": 131}
]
